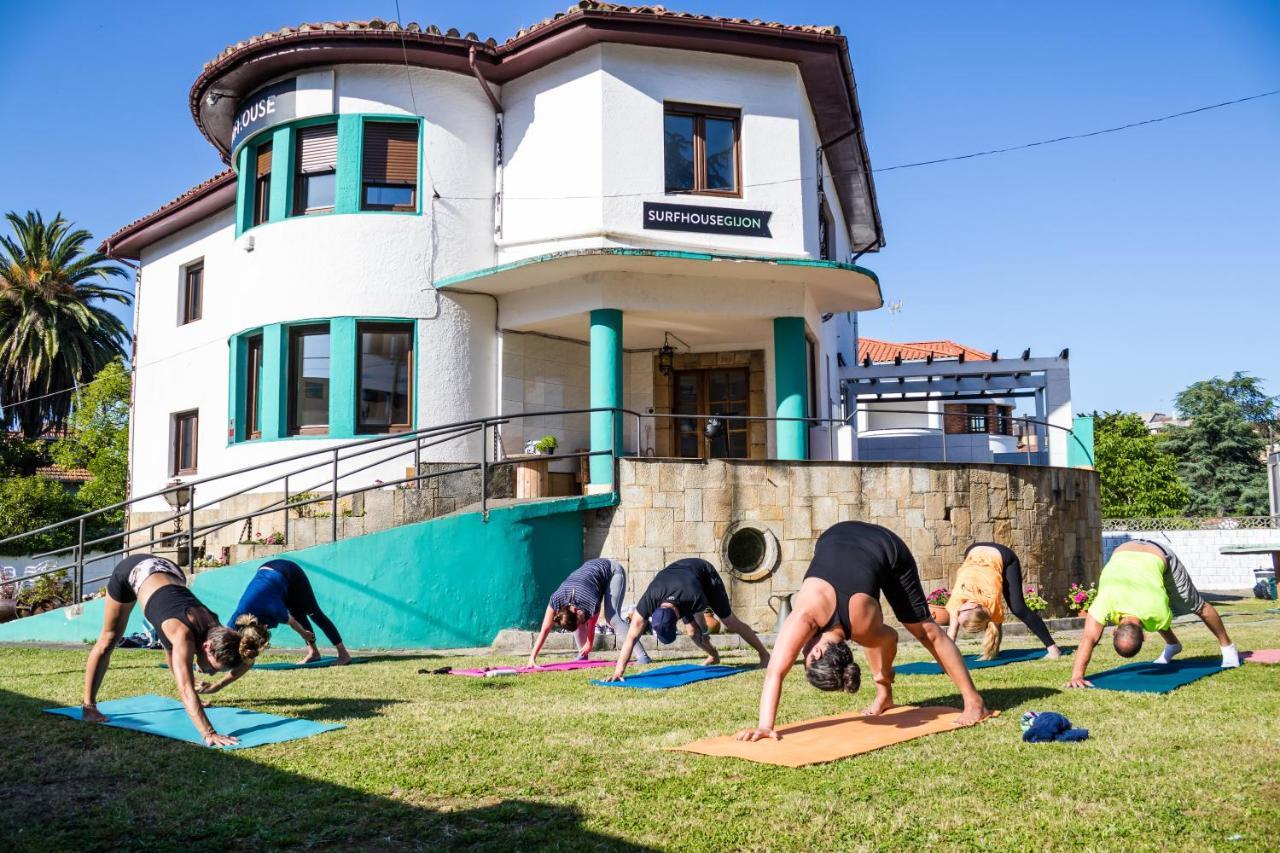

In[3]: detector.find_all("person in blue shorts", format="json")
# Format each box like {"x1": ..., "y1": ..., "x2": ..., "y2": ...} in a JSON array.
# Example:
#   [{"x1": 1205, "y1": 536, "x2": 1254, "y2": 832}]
[{"x1": 195, "y1": 559, "x2": 349, "y2": 695}]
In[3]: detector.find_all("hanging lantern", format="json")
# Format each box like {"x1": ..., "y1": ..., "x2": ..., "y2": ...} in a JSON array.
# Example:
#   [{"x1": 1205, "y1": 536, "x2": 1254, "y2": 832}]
[{"x1": 657, "y1": 334, "x2": 675, "y2": 377}]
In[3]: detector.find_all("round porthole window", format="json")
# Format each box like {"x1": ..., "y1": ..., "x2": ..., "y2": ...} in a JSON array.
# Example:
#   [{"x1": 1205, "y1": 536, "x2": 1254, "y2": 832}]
[{"x1": 721, "y1": 521, "x2": 780, "y2": 582}]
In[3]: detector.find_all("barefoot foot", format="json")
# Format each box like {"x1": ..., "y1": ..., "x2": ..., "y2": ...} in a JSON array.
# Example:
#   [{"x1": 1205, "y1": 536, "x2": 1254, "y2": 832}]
[
  {"x1": 1044, "y1": 646, "x2": 1063, "y2": 660},
  {"x1": 82, "y1": 705, "x2": 108, "y2": 724},
  {"x1": 863, "y1": 685, "x2": 894, "y2": 717},
  {"x1": 954, "y1": 700, "x2": 990, "y2": 727}
]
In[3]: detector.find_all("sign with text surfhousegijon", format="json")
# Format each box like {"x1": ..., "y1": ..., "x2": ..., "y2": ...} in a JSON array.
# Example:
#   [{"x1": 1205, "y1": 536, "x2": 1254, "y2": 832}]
[
  {"x1": 229, "y1": 79, "x2": 298, "y2": 154},
  {"x1": 642, "y1": 202, "x2": 772, "y2": 238}
]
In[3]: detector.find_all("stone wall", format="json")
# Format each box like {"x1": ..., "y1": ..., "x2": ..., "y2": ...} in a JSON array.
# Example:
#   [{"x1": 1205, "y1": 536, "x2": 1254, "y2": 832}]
[
  {"x1": 585, "y1": 458, "x2": 1101, "y2": 631},
  {"x1": 1102, "y1": 528, "x2": 1277, "y2": 590}
]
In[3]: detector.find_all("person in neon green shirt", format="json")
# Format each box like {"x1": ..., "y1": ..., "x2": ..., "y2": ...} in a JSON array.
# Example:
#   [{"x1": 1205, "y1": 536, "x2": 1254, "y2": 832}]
[{"x1": 1066, "y1": 540, "x2": 1239, "y2": 688}]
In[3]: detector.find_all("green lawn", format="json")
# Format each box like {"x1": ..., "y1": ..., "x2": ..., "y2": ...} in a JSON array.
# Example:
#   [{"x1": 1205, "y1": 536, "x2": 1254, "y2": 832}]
[{"x1": 2, "y1": 604, "x2": 1278, "y2": 851}]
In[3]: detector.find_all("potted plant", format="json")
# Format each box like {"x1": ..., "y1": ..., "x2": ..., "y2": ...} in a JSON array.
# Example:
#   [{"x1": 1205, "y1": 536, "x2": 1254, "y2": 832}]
[
  {"x1": 1023, "y1": 585, "x2": 1048, "y2": 613},
  {"x1": 532, "y1": 435, "x2": 558, "y2": 456},
  {"x1": 926, "y1": 587, "x2": 950, "y2": 625},
  {"x1": 1063, "y1": 582, "x2": 1097, "y2": 617},
  {"x1": 703, "y1": 609, "x2": 722, "y2": 634},
  {"x1": 16, "y1": 570, "x2": 73, "y2": 617}
]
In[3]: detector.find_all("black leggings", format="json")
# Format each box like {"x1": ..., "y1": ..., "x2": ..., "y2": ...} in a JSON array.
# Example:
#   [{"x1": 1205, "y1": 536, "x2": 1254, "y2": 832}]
[
  {"x1": 269, "y1": 560, "x2": 343, "y2": 646},
  {"x1": 968, "y1": 543, "x2": 1056, "y2": 648}
]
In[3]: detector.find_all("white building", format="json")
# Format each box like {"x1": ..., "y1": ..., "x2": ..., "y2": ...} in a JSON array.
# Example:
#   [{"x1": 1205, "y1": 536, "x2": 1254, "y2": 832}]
[
  {"x1": 846, "y1": 337, "x2": 1076, "y2": 467},
  {"x1": 103, "y1": 7, "x2": 885, "y2": 511}
]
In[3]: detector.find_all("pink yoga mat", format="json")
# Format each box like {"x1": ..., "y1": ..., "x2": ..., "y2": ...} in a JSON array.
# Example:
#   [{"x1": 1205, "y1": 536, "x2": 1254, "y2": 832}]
[
  {"x1": 448, "y1": 660, "x2": 613, "y2": 677},
  {"x1": 1244, "y1": 649, "x2": 1280, "y2": 665}
]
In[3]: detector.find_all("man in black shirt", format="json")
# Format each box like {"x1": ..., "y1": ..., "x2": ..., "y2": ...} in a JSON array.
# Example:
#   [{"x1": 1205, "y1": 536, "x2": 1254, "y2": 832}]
[{"x1": 604, "y1": 558, "x2": 770, "y2": 681}]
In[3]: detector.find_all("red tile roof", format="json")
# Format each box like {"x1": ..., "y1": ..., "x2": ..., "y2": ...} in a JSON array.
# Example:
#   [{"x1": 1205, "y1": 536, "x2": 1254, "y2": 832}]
[
  {"x1": 101, "y1": 170, "x2": 236, "y2": 257},
  {"x1": 35, "y1": 465, "x2": 94, "y2": 483},
  {"x1": 857, "y1": 337, "x2": 990, "y2": 364}
]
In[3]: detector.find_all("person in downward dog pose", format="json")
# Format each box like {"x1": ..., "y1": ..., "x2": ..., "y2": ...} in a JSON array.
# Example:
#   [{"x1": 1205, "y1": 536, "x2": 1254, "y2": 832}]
[
  {"x1": 82, "y1": 554, "x2": 270, "y2": 746},
  {"x1": 946, "y1": 542, "x2": 1064, "y2": 660},
  {"x1": 1067, "y1": 540, "x2": 1239, "y2": 688},
  {"x1": 195, "y1": 558, "x2": 350, "y2": 695},
  {"x1": 605, "y1": 557, "x2": 770, "y2": 681},
  {"x1": 736, "y1": 521, "x2": 990, "y2": 742},
  {"x1": 529, "y1": 557, "x2": 650, "y2": 667}
]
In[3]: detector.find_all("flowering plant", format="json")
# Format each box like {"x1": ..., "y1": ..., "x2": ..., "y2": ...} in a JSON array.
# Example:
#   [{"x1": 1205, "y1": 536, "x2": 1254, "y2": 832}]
[
  {"x1": 1064, "y1": 582, "x2": 1097, "y2": 612},
  {"x1": 926, "y1": 587, "x2": 950, "y2": 607},
  {"x1": 1023, "y1": 586, "x2": 1048, "y2": 612}
]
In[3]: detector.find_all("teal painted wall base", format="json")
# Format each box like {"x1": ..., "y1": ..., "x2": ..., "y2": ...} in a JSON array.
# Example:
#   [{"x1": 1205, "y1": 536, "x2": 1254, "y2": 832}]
[{"x1": 0, "y1": 495, "x2": 613, "y2": 649}]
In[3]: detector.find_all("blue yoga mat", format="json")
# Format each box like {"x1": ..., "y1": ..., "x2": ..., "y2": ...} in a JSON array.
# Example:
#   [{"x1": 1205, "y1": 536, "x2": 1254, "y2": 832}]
[
  {"x1": 593, "y1": 664, "x2": 751, "y2": 690},
  {"x1": 895, "y1": 647, "x2": 1061, "y2": 675},
  {"x1": 1088, "y1": 657, "x2": 1226, "y2": 694},
  {"x1": 45, "y1": 694, "x2": 344, "y2": 749}
]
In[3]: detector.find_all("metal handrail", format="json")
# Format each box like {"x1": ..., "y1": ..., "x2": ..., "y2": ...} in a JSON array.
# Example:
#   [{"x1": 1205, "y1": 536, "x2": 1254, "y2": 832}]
[{"x1": 1, "y1": 403, "x2": 1096, "y2": 605}]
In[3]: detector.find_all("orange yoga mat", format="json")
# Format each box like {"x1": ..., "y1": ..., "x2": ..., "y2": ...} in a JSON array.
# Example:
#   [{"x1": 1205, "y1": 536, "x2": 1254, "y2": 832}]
[{"x1": 672, "y1": 705, "x2": 997, "y2": 767}]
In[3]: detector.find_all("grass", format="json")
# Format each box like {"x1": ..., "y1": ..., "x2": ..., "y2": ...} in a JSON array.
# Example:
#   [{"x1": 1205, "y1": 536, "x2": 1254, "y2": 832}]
[{"x1": 1, "y1": 600, "x2": 1278, "y2": 851}]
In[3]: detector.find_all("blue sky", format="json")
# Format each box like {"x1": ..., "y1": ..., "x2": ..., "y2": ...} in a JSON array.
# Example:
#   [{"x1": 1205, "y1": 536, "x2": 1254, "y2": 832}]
[{"x1": 1, "y1": 1, "x2": 1276, "y2": 414}]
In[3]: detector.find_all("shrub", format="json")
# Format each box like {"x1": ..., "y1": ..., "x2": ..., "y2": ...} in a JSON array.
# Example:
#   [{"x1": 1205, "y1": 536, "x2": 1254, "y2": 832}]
[
  {"x1": 16, "y1": 569, "x2": 72, "y2": 614},
  {"x1": 0, "y1": 476, "x2": 80, "y2": 556}
]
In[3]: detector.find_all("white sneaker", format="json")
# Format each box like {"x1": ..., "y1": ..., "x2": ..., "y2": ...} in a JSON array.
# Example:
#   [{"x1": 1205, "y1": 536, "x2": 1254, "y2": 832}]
[
  {"x1": 1153, "y1": 642, "x2": 1182, "y2": 665},
  {"x1": 1221, "y1": 644, "x2": 1240, "y2": 669}
]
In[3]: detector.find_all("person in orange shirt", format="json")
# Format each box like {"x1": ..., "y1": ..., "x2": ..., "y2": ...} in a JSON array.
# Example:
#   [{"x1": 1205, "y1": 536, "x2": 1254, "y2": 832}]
[{"x1": 946, "y1": 543, "x2": 1063, "y2": 660}]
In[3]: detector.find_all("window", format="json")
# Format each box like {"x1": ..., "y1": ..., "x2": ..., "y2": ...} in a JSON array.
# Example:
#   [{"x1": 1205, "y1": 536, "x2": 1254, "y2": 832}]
[
  {"x1": 253, "y1": 141, "x2": 273, "y2": 226},
  {"x1": 361, "y1": 121, "x2": 418, "y2": 211},
  {"x1": 172, "y1": 410, "x2": 199, "y2": 475},
  {"x1": 819, "y1": 198, "x2": 836, "y2": 261},
  {"x1": 180, "y1": 260, "x2": 203, "y2": 324},
  {"x1": 663, "y1": 103, "x2": 740, "y2": 195},
  {"x1": 356, "y1": 323, "x2": 413, "y2": 433},
  {"x1": 288, "y1": 325, "x2": 331, "y2": 435},
  {"x1": 244, "y1": 334, "x2": 264, "y2": 439},
  {"x1": 293, "y1": 124, "x2": 338, "y2": 215}
]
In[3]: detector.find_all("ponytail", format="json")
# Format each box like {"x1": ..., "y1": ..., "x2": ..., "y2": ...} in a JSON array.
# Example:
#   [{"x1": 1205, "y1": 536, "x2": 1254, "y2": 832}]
[
  {"x1": 234, "y1": 614, "x2": 271, "y2": 662},
  {"x1": 981, "y1": 620, "x2": 1002, "y2": 660}
]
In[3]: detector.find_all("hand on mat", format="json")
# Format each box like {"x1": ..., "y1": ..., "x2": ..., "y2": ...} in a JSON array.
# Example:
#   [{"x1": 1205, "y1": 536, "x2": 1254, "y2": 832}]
[
  {"x1": 1064, "y1": 676, "x2": 1094, "y2": 689},
  {"x1": 602, "y1": 672, "x2": 625, "y2": 682},
  {"x1": 203, "y1": 731, "x2": 239, "y2": 748},
  {"x1": 734, "y1": 726, "x2": 780, "y2": 742},
  {"x1": 194, "y1": 680, "x2": 219, "y2": 695},
  {"x1": 82, "y1": 704, "x2": 108, "y2": 724}
]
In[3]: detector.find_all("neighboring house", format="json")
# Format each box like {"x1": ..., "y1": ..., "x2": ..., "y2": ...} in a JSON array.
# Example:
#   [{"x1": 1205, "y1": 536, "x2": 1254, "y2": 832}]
[
  {"x1": 102, "y1": 6, "x2": 886, "y2": 510},
  {"x1": 1138, "y1": 412, "x2": 1189, "y2": 433},
  {"x1": 844, "y1": 337, "x2": 1078, "y2": 467}
]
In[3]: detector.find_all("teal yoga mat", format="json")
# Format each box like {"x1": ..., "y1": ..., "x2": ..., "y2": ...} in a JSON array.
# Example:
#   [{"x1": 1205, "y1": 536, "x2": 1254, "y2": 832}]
[
  {"x1": 1088, "y1": 657, "x2": 1226, "y2": 694},
  {"x1": 161, "y1": 656, "x2": 370, "y2": 671},
  {"x1": 895, "y1": 647, "x2": 1063, "y2": 675},
  {"x1": 593, "y1": 664, "x2": 751, "y2": 689},
  {"x1": 45, "y1": 694, "x2": 344, "y2": 749}
]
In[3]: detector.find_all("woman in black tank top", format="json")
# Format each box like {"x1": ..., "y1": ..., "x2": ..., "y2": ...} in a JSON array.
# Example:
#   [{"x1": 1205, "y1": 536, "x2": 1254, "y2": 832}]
[
  {"x1": 734, "y1": 523, "x2": 990, "y2": 743},
  {"x1": 82, "y1": 555, "x2": 271, "y2": 747}
]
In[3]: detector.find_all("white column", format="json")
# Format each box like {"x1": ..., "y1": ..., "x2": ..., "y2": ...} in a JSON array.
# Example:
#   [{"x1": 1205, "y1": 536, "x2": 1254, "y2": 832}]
[{"x1": 1044, "y1": 366, "x2": 1073, "y2": 467}]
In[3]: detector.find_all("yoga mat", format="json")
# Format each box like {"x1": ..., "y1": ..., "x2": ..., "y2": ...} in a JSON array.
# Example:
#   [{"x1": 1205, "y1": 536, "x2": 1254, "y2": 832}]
[
  {"x1": 895, "y1": 646, "x2": 1063, "y2": 675},
  {"x1": 1244, "y1": 649, "x2": 1280, "y2": 664},
  {"x1": 593, "y1": 664, "x2": 750, "y2": 689},
  {"x1": 1088, "y1": 656, "x2": 1226, "y2": 694},
  {"x1": 672, "y1": 705, "x2": 997, "y2": 767},
  {"x1": 45, "y1": 694, "x2": 343, "y2": 749},
  {"x1": 449, "y1": 660, "x2": 612, "y2": 677},
  {"x1": 253, "y1": 656, "x2": 371, "y2": 670}
]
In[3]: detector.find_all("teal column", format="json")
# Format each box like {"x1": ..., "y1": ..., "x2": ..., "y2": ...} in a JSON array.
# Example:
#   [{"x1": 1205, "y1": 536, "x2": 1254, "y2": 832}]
[
  {"x1": 234, "y1": 146, "x2": 251, "y2": 237},
  {"x1": 330, "y1": 318, "x2": 358, "y2": 437},
  {"x1": 228, "y1": 335, "x2": 247, "y2": 443},
  {"x1": 589, "y1": 309, "x2": 623, "y2": 486},
  {"x1": 267, "y1": 125, "x2": 293, "y2": 222},
  {"x1": 773, "y1": 317, "x2": 809, "y2": 460},
  {"x1": 335, "y1": 115, "x2": 364, "y2": 214},
  {"x1": 260, "y1": 323, "x2": 287, "y2": 440}
]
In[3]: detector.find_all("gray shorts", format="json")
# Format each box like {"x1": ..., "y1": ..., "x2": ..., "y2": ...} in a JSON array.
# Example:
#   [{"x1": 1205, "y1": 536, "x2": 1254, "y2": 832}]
[{"x1": 1142, "y1": 540, "x2": 1206, "y2": 616}]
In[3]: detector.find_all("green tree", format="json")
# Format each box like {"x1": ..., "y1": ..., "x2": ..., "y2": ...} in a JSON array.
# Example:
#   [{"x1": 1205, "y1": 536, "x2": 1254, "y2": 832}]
[
  {"x1": 1163, "y1": 376, "x2": 1271, "y2": 516},
  {"x1": 0, "y1": 432, "x2": 49, "y2": 476},
  {"x1": 0, "y1": 211, "x2": 130, "y2": 438},
  {"x1": 52, "y1": 358, "x2": 130, "y2": 518},
  {"x1": 1093, "y1": 411, "x2": 1189, "y2": 518},
  {"x1": 0, "y1": 476, "x2": 80, "y2": 556}
]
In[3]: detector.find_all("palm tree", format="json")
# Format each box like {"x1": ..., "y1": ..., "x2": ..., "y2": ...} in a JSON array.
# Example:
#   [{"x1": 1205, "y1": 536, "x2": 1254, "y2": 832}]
[{"x1": 0, "y1": 211, "x2": 131, "y2": 437}]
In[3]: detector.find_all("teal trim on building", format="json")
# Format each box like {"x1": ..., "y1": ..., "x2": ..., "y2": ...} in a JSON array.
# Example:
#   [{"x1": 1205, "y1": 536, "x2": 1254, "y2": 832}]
[
  {"x1": 232, "y1": 113, "x2": 425, "y2": 233},
  {"x1": 227, "y1": 317, "x2": 418, "y2": 446},
  {"x1": 436, "y1": 248, "x2": 880, "y2": 290},
  {"x1": 0, "y1": 495, "x2": 614, "y2": 649},
  {"x1": 773, "y1": 317, "x2": 809, "y2": 460},
  {"x1": 589, "y1": 309, "x2": 623, "y2": 485},
  {"x1": 1068, "y1": 415, "x2": 1096, "y2": 468}
]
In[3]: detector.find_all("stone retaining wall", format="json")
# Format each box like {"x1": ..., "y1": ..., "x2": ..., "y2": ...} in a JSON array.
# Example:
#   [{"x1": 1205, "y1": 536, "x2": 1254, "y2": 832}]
[{"x1": 586, "y1": 458, "x2": 1101, "y2": 631}]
